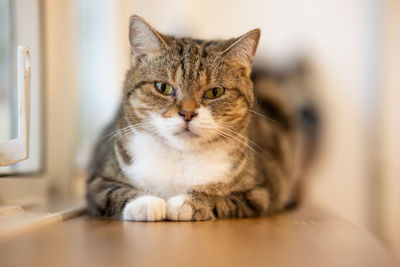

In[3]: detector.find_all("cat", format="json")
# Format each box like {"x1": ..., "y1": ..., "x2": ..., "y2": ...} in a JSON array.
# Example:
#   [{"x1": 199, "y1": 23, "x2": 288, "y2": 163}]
[{"x1": 86, "y1": 15, "x2": 318, "y2": 221}]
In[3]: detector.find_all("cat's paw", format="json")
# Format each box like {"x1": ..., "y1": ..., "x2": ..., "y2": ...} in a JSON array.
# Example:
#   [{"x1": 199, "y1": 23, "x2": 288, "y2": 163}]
[
  {"x1": 166, "y1": 195, "x2": 193, "y2": 221},
  {"x1": 246, "y1": 187, "x2": 270, "y2": 213},
  {"x1": 122, "y1": 196, "x2": 166, "y2": 221}
]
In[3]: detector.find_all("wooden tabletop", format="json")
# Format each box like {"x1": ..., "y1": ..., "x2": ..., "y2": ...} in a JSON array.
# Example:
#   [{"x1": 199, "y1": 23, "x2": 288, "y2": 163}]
[{"x1": 0, "y1": 204, "x2": 397, "y2": 267}]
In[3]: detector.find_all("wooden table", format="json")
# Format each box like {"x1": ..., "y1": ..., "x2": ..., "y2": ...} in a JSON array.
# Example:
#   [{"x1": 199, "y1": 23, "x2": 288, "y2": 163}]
[{"x1": 0, "y1": 205, "x2": 397, "y2": 267}]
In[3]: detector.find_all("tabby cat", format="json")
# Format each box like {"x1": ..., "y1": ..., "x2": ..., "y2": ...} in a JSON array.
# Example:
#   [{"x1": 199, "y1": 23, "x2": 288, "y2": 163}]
[{"x1": 86, "y1": 15, "x2": 317, "y2": 221}]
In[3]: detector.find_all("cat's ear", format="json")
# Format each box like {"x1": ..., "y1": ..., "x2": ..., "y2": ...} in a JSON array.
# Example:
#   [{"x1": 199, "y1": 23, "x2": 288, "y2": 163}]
[
  {"x1": 222, "y1": 29, "x2": 261, "y2": 68},
  {"x1": 129, "y1": 15, "x2": 168, "y2": 65}
]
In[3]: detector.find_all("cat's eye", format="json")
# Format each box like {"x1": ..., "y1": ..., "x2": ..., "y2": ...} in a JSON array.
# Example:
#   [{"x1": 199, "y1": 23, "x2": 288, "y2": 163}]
[
  {"x1": 204, "y1": 87, "x2": 225, "y2": 99},
  {"x1": 155, "y1": 82, "x2": 175, "y2": 96}
]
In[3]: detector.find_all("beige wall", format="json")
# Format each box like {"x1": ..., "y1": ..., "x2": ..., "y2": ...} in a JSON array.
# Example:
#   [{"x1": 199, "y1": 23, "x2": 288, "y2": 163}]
[
  {"x1": 377, "y1": 0, "x2": 400, "y2": 258},
  {"x1": 42, "y1": 0, "x2": 80, "y2": 198}
]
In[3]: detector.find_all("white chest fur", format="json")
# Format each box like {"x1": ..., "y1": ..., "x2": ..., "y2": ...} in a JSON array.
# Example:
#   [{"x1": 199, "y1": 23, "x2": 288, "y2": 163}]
[{"x1": 117, "y1": 132, "x2": 232, "y2": 199}]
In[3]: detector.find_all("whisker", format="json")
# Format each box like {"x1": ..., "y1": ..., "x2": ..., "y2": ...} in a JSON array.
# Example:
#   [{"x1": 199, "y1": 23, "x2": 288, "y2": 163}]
[
  {"x1": 213, "y1": 124, "x2": 268, "y2": 160},
  {"x1": 214, "y1": 130, "x2": 254, "y2": 161},
  {"x1": 219, "y1": 124, "x2": 265, "y2": 153},
  {"x1": 249, "y1": 109, "x2": 278, "y2": 124},
  {"x1": 213, "y1": 128, "x2": 255, "y2": 154},
  {"x1": 101, "y1": 126, "x2": 132, "y2": 141},
  {"x1": 196, "y1": 118, "x2": 270, "y2": 157},
  {"x1": 113, "y1": 123, "x2": 157, "y2": 142}
]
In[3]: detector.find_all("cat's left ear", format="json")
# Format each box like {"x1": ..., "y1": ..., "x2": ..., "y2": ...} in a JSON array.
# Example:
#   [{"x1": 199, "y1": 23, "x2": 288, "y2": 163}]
[
  {"x1": 222, "y1": 29, "x2": 261, "y2": 68},
  {"x1": 128, "y1": 15, "x2": 169, "y2": 65}
]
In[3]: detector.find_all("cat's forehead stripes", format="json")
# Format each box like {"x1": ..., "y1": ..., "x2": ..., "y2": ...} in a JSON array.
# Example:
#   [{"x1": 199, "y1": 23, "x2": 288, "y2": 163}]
[
  {"x1": 163, "y1": 38, "x2": 254, "y2": 107},
  {"x1": 172, "y1": 39, "x2": 213, "y2": 94}
]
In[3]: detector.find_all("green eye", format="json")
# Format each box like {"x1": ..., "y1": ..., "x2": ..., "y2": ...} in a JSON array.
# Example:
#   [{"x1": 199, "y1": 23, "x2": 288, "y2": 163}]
[
  {"x1": 155, "y1": 82, "x2": 174, "y2": 96},
  {"x1": 204, "y1": 87, "x2": 225, "y2": 99}
]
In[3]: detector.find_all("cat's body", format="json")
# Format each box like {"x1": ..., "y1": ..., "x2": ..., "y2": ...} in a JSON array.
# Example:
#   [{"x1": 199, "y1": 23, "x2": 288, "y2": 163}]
[{"x1": 86, "y1": 15, "x2": 317, "y2": 221}]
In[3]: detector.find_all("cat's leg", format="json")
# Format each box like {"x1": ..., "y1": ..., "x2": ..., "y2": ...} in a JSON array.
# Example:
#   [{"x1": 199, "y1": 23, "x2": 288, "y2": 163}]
[
  {"x1": 166, "y1": 187, "x2": 270, "y2": 221},
  {"x1": 86, "y1": 176, "x2": 166, "y2": 221}
]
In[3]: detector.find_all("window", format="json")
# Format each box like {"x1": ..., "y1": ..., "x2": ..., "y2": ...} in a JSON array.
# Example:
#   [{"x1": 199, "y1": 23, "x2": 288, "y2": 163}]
[
  {"x1": 0, "y1": 0, "x2": 16, "y2": 173},
  {"x1": 0, "y1": 0, "x2": 42, "y2": 176}
]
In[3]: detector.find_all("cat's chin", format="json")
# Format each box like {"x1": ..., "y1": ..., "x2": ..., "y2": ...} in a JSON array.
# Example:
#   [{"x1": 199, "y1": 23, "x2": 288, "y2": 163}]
[
  {"x1": 163, "y1": 131, "x2": 211, "y2": 151},
  {"x1": 172, "y1": 130, "x2": 204, "y2": 149},
  {"x1": 174, "y1": 129, "x2": 200, "y2": 139}
]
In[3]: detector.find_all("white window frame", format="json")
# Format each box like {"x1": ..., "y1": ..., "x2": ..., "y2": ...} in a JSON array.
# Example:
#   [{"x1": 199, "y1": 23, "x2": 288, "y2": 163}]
[
  {"x1": 0, "y1": 0, "x2": 47, "y2": 206},
  {"x1": 0, "y1": 0, "x2": 81, "y2": 206},
  {"x1": 0, "y1": 46, "x2": 31, "y2": 167},
  {"x1": 0, "y1": 0, "x2": 44, "y2": 177}
]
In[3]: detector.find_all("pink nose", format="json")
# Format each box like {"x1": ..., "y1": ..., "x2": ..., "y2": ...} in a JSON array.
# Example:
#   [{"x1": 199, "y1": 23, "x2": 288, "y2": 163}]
[{"x1": 178, "y1": 110, "x2": 198, "y2": 122}]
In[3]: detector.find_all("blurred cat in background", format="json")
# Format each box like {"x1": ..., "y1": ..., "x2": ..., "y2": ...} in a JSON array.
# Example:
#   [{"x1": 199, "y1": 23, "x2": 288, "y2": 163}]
[{"x1": 86, "y1": 15, "x2": 318, "y2": 221}]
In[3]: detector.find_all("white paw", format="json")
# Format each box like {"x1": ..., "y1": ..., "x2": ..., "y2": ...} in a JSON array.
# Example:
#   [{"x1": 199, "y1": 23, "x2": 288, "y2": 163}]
[
  {"x1": 122, "y1": 196, "x2": 166, "y2": 221},
  {"x1": 166, "y1": 195, "x2": 193, "y2": 221}
]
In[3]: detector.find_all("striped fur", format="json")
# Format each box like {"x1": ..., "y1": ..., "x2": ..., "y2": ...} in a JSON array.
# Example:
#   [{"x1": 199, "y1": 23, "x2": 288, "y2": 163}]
[{"x1": 86, "y1": 15, "x2": 315, "y2": 221}]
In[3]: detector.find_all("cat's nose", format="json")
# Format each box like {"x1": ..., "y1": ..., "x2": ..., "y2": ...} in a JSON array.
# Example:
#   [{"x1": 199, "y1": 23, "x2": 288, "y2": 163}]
[{"x1": 178, "y1": 110, "x2": 198, "y2": 122}]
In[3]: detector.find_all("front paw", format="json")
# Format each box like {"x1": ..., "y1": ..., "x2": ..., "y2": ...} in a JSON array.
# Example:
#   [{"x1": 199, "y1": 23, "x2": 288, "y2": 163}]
[
  {"x1": 122, "y1": 195, "x2": 166, "y2": 221},
  {"x1": 166, "y1": 195, "x2": 193, "y2": 221},
  {"x1": 167, "y1": 195, "x2": 216, "y2": 221}
]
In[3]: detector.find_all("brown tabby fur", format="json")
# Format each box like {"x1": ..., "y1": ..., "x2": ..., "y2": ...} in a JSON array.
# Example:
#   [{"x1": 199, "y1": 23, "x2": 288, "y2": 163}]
[{"x1": 86, "y1": 15, "x2": 315, "y2": 221}]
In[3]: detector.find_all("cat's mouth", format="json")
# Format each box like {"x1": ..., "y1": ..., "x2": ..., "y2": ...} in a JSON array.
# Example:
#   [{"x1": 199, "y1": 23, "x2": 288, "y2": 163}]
[{"x1": 174, "y1": 126, "x2": 200, "y2": 138}]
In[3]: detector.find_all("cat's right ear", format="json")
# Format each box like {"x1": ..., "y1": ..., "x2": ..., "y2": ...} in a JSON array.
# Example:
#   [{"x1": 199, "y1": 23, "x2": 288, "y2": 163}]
[{"x1": 129, "y1": 15, "x2": 168, "y2": 65}]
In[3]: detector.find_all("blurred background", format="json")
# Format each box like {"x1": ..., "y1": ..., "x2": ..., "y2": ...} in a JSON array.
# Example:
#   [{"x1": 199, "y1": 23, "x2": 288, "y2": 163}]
[{"x1": 0, "y1": 0, "x2": 399, "y2": 260}]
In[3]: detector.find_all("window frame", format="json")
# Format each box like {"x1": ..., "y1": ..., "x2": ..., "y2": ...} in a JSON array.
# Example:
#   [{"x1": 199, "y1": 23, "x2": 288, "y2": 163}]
[
  {"x1": 0, "y1": 0, "x2": 48, "y2": 206},
  {"x1": 0, "y1": 0, "x2": 83, "y2": 204},
  {"x1": 0, "y1": 0, "x2": 45, "y2": 178}
]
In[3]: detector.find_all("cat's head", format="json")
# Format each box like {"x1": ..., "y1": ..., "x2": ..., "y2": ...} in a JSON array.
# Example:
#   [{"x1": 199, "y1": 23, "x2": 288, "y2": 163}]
[{"x1": 123, "y1": 15, "x2": 260, "y2": 149}]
